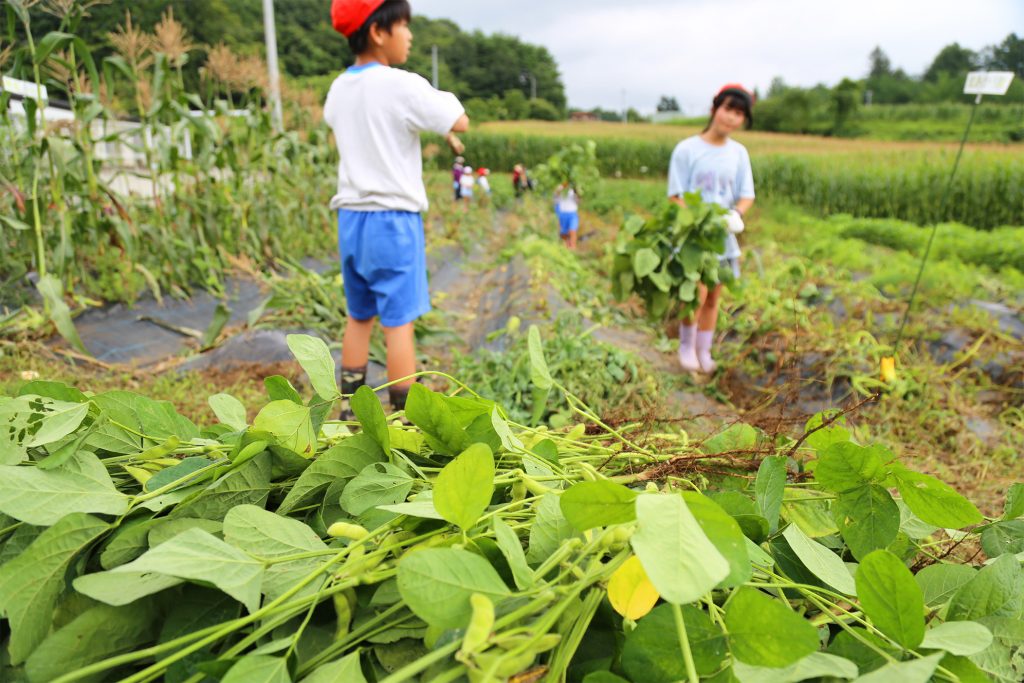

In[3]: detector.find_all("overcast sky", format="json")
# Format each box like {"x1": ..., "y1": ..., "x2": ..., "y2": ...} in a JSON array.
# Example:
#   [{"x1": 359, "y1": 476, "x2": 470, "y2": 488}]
[{"x1": 418, "y1": 0, "x2": 1023, "y2": 114}]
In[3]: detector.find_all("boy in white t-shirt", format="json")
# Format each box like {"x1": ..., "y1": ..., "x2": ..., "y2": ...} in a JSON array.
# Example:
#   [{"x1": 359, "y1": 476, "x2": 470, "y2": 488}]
[
  {"x1": 326, "y1": 0, "x2": 468, "y2": 414},
  {"x1": 459, "y1": 166, "x2": 475, "y2": 202}
]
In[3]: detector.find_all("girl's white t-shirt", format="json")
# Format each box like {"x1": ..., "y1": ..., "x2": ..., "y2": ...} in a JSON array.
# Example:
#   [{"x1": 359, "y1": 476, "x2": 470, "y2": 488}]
[
  {"x1": 324, "y1": 64, "x2": 465, "y2": 213},
  {"x1": 667, "y1": 136, "x2": 755, "y2": 259},
  {"x1": 556, "y1": 188, "x2": 578, "y2": 213},
  {"x1": 460, "y1": 173, "x2": 475, "y2": 191}
]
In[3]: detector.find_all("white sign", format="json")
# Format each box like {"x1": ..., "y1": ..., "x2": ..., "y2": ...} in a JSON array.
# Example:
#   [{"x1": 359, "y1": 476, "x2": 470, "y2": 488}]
[
  {"x1": 1, "y1": 77, "x2": 48, "y2": 102},
  {"x1": 963, "y1": 71, "x2": 1014, "y2": 96}
]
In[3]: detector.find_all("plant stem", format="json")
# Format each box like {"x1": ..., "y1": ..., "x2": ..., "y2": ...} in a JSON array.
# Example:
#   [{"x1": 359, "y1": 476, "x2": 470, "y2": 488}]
[{"x1": 671, "y1": 603, "x2": 700, "y2": 683}]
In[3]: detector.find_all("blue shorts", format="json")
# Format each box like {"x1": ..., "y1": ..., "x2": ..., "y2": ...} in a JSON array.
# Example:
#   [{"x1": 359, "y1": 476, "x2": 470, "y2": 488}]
[
  {"x1": 338, "y1": 210, "x2": 430, "y2": 327},
  {"x1": 558, "y1": 210, "x2": 579, "y2": 235}
]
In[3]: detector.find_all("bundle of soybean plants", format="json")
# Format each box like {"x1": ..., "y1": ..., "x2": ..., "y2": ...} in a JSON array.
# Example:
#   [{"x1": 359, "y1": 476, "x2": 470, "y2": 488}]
[
  {"x1": 0, "y1": 330, "x2": 1022, "y2": 683},
  {"x1": 611, "y1": 193, "x2": 734, "y2": 321},
  {"x1": 531, "y1": 141, "x2": 601, "y2": 198}
]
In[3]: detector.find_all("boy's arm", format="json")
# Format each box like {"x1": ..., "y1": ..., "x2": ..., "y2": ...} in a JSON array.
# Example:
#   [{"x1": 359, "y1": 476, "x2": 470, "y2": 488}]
[
  {"x1": 670, "y1": 195, "x2": 686, "y2": 207},
  {"x1": 445, "y1": 114, "x2": 469, "y2": 155},
  {"x1": 735, "y1": 197, "x2": 754, "y2": 217}
]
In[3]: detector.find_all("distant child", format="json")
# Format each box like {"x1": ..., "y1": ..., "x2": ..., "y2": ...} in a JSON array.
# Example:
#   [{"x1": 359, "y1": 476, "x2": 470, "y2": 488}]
[
  {"x1": 459, "y1": 165, "x2": 475, "y2": 203},
  {"x1": 476, "y1": 167, "x2": 491, "y2": 199},
  {"x1": 554, "y1": 182, "x2": 579, "y2": 250},
  {"x1": 325, "y1": 0, "x2": 469, "y2": 413},
  {"x1": 512, "y1": 163, "x2": 530, "y2": 198},
  {"x1": 668, "y1": 84, "x2": 755, "y2": 374},
  {"x1": 452, "y1": 155, "x2": 464, "y2": 201}
]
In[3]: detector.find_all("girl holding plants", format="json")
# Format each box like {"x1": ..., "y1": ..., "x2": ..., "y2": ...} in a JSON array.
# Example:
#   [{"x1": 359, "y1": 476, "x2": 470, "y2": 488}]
[{"x1": 668, "y1": 84, "x2": 755, "y2": 373}]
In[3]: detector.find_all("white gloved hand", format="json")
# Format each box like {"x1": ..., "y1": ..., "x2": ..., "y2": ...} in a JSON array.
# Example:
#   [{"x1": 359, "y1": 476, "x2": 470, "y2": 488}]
[{"x1": 724, "y1": 209, "x2": 745, "y2": 235}]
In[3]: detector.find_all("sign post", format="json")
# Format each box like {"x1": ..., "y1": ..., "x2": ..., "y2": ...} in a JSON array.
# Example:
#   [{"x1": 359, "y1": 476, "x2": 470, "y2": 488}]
[{"x1": 886, "y1": 71, "x2": 1016, "y2": 381}]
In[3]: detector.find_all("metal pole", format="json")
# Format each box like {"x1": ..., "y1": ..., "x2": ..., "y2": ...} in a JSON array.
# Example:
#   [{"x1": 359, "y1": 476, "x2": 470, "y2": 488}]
[
  {"x1": 622, "y1": 89, "x2": 627, "y2": 124},
  {"x1": 262, "y1": 0, "x2": 284, "y2": 132},
  {"x1": 530, "y1": 74, "x2": 537, "y2": 101},
  {"x1": 432, "y1": 45, "x2": 439, "y2": 89}
]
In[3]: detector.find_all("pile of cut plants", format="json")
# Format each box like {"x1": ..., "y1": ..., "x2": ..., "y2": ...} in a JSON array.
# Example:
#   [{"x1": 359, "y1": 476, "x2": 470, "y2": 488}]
[{"x1": 1, "y1": 331, "x2": 1021, "y2": 683}]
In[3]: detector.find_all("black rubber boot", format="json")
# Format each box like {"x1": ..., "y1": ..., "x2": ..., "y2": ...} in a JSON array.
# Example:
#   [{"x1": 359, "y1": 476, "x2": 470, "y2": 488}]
[
  {"x1": 338, "y1": 365, "x2": 367, "y2": 421},
  {"x1": 389, "y1": 386, "x2": 410, "y2": 413}
]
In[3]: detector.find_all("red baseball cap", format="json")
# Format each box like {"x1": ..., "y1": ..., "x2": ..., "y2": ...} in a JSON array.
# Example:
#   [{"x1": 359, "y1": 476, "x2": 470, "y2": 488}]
[
  {"x1": 331, "y1": 0, "x2": 386, "y2": 37},
  {"x1": 717, "y1": 83, "x2": 755, "y2": 104}
]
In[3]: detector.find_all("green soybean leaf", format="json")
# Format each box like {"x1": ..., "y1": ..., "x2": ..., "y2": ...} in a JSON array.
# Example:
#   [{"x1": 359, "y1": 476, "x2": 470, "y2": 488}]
[
  {"x1": 803, "y1": 411, "x2": 852, "y2": 454},
  {"x1": 725, "y1": 587, "x2": 819, "y2": 668},
  {"x1": 88, "y1": 390, "x2": 199, "y2": 454},
  {"x1": 433, "y1": 443, "x2": 495, "y2": 531},
  {"x1": 209, "y1": 393, "x2": 248, "y2": 432},
  {"x1": 265, "y1": 376, "x2": 303, "y2": 404},
  {"x1": 1002, "y1": 484, "x2": 1024, "y2": 520},
  {"x1": 287, "y1": 334, "x2": 339, "y2": 401},
  {"x1": 815, "y1": 443, "x2": 885, "y2": 493},
  {"x1": 632, "y1": 248, "x2": 661, "y2": 278},
  {"x1": 682, "y1": 491, "x2": 751, "y2": 588},
  {"x1": 224, "y1": 505, "x2": 328, "y2": 601},
  {"x1": 0, "y1": 453, "x2": 130, "y2": 525},
  {"x1": 782, "y1": 523, "x2": 857, "y2": 596},
  {"x1": 527, "y1": 494, "x2": 579, "y2": 564},
  {"x1": 340, "y1": 463, "x2": 414, "y2": 517},
  {"x1": 20, "y1": 398, "x2": 89, "y2": 448},
  {"x1": 74, "y1": 569, "x2": 184, "y2": 606},
  {"x1": 834, "y1": 484, "x2": 900, "y2": 561},
  {"x1": 90, "y1": 528, "x2": 264, "y2": 613},
  {"x1": 980, "y1": 520, "x2": 1024, "y2": 558},
  {"x1": 528, "y1": 325, "x2": 553, "y2": 390},
  {"x1": 855, "y1": 550, "x2": 925, "y2": 648},
  {"x1": 351, "y1": 386, "x2": 390, "y2": 452},
  {"x1": 560, "y1": 481, "x2": 638, "y2": 531},
  {"x1": 24, "y1": 601, "x2": 160, "y2": 683},
  {"x1": 301, "y1": 652, "x2": 366, "y2": 683},
  {"x1": 582, "y1": 673, "x2": 629, "y2": 683},
  {"x1": 825, "y1": 628, "x2": 897, "y2": 676},
  {"x1": 621, "y1": 604, "x2": 727, "y2": 681},
  {"x1": 277, "y1": 434, "x2": 384, "y2": 515},
  {"x1": 405, "y1": 384, "x2": 470, "y2": 456},
  {"x1": 920, "y1": 621, "x2": 993, "y2": 656},
  {"x1": 144, "y1": 456, "x2": 215, "y2": 493},
  {"x1": 890, "y1": 467, "x2": 983, "y2": 529},
  {"x1": 853, "y1": 653, "x2": 943, "y2": 683},
  {"x1": 99, "y1": 516, "x2": 161, "y2": 569},
  {"x1": 631, "y1": 493, "x2": 729, "y2": 605},
  {"x1": 0, "y1": 513, "x2": 109, "y2": 664},
  {"x1": 702, "y1": 423, "x2": 757, "y2": 455},
  {"x1": 254, "y1": 400, "x2": 316, "y2": 458},
  {"x1": 783, "y1": 488, "x2": 839, "y2": 538},
  {"x1": 754, "y1": 456, "x2": 786, "y2": 533},
  {"x1": 947, "y1": 554, "x2": 1022, "y2": 621},
  {"x1": 915, "y1": 563, "x2": 977, "y2": 607},
  {"x1": 970, "y1": 616, "x2": 1024, "y2": 682},
  {"x1": 376, "y1": 498, "x2": 444, "y2": 520},
  {"x1": 170, "y1": 454, "x2": 272, "y2": 521},
  {"x1": 222, "y1": 655, "x2": 291, "y2": 683},
  {"x1": 732, "y1": 652, "x2": 860, "y2": 682},
  {"x1": 396, "y1": 547, "x2": 509, "y2": 630},
  {"x1": 492, "y1": 517, "x2": 534, "y2": 590}
]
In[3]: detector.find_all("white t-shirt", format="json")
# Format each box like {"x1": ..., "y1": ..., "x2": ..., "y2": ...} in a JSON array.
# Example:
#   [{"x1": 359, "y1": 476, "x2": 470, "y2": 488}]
[
  {"x1": 324, "y1": 63, "x2": 465, "y2": 213},
  {"x1": 477, "y1": 175, "x2": 490, "y2": 193},
  {"x1": 667, "y1": 136, "x2": 755, "y2": 259},
  {"x1": 556, "y1": 188, "x2": 578, "y2": 213},
  {"x1": 460, "y1": 173, "x2": 475, "y2": 192}
]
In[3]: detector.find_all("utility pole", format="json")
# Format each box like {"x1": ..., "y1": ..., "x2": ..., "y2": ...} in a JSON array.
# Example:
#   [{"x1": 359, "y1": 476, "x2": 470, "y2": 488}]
[
  {"x1": 262, "y1": 0, "x2": 284, "y2": 132},
  {"x1": 432, "y1": 45, "x2": 439, "y2": 89},
  {"x1": 520, "y1": 71, "x2": 537, "y2": 100},
  {"x1": 621, "y1": 89, "x2": 627, "y2": 125}
]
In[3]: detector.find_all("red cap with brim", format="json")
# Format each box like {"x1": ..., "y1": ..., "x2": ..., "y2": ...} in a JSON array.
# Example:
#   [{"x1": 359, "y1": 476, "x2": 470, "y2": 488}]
[
  {"x1": 332, "y1": 0, "x2": 387, "y2": 37},
  {"x1": 717, "y1": 83, "x2": 755, "y2": 104}
]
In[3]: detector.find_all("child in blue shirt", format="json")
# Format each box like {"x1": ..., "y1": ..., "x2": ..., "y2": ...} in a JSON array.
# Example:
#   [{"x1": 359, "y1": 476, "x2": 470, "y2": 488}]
[
  {"x1": 667, "y1": 84, "x2": 755, "y2": 374},
  {"x1": 326, "y1": 0, "x2": 468, "y2": 412}
]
